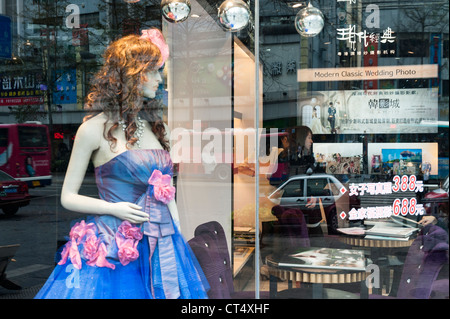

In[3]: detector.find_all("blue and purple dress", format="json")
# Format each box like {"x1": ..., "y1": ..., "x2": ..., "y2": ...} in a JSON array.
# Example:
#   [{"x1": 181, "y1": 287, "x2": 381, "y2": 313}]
[{"x1": 35, "y1": 149, "x2": 209, "y2": 299}]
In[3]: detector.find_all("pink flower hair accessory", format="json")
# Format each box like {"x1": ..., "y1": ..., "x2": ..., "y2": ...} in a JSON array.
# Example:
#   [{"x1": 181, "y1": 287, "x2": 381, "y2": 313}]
[
  {"x1": 148, "y1": 169, "x2": 175, "y2": 204},
  {"x1": 140, "y1": 29, "x2": 169, "y2": 68}
]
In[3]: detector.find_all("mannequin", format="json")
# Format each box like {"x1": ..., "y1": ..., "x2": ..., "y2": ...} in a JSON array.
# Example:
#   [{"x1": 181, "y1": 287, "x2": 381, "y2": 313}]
[
  {"x1": 60, "y1": 70, "x2": 180, "y2": 226},
  {"x1": 35, "y1": 29, "x2": 208, "y2": 299}
]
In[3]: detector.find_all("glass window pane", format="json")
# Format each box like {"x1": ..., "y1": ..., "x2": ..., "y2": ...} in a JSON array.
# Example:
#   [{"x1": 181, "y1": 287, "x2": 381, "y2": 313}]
[{"x1": 0, "y1": 0, "x2": 448, "y2": 303}]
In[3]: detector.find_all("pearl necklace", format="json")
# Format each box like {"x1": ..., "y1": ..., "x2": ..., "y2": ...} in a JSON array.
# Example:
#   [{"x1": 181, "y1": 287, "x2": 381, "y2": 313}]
[{"x1": 118, "y1": 116, "x2": 145, "y2": 148}]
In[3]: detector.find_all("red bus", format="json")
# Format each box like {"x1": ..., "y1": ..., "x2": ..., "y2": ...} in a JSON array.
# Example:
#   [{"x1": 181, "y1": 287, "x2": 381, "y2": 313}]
[{"x1": 0, "y1": 122, "x2": 52, "y2": 187}]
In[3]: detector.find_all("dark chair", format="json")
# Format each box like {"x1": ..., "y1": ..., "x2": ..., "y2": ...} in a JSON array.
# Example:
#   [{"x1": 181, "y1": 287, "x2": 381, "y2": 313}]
[
  {"x1": 188, "y1": 221, "x2": 269, "y2": 299},
  {"x1": 367, "y1": 224, "x2": 448, "y2": 299},
  {"x1": 387, "y1": 224, "x2": 449, "y2": 299},
  {"x1": 271, "y1": 205, "x2": 310, "y2": 248}
]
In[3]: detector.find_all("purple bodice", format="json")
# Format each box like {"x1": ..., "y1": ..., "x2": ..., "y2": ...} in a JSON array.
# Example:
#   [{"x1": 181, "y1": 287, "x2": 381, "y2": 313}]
[
  {"x1": 59, "y1": 149, "x2": 177, "y2": 268},
  {"x1": 94, "y1": 149, "x2": 175, "y2": 239}
]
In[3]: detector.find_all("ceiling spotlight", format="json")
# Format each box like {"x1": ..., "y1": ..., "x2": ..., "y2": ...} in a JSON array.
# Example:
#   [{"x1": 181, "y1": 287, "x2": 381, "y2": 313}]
[
  {"x1": 295, "y1": 2, "x2": 324, "y2": 37},
  {"x1": 218, "y1": 0, "x2": 251, "y2": 32},
  {"x1": 161, "y1": 0, "x2": 191, "y2": 23}
]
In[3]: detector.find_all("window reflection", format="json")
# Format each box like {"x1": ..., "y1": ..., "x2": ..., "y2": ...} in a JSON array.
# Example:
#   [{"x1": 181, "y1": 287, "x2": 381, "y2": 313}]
[{"x1": 0, "y1": 0, "x2": 448, "y2": 301}]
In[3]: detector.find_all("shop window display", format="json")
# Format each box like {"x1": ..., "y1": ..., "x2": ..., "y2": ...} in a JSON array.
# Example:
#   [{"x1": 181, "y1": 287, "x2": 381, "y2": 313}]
[{"x1": 0, "y1": 0, "x2": 447, "y2": 302}]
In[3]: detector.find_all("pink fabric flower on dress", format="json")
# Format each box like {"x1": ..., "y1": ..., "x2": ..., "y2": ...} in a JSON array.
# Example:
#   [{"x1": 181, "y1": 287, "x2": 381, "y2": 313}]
[
  {"x1": 69, "y1": 220, "x2": 96, "y2": 244},
  {"x1": 83, "y1": 234, "x2": 101, "y2": 266},
  {"x1": 140, "y1": 29, "x2": 169, "y2": 67},
  {"x1": 148, "y1": 169, "x2": 175, "y2": 204},
  {"x1": 83, "y1": 234, "x2": 116, "y2": 270},
  {"x1": 58, "y1": 220, "x2": 117, "y2": 270},
  {"x1": 116, "y1": 237, "x2": 139, "y2": 266},
  {"x1": 59, "y1": 220, "x2": 96, "y2": 269},
  {"x1": 58, "y1": 238, "x2": 82, "y2": 269},
  {"x1": 118, "y1": 221, "x2": 143, "y2": 240},
  {"x1": 95, "y1": 242, "x2": 116, "y2": 270}
]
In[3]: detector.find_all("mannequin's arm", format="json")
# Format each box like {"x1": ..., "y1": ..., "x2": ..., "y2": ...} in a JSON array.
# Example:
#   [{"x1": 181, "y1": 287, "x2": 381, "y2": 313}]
[{"x1": 60, "y1": 119, "x2": 149, "y2": 224}]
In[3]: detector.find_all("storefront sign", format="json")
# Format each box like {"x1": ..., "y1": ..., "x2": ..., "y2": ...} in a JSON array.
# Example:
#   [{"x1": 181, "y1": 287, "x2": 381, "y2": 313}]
[
  {"x1": 300, "y1": 88, "x2": 438, "y2": 134},
  {"x1": 65, "y1": 4, "x2": 80, "y2": 29},
  {"x1": 0, "y1": 15, "x2": 12, "y2": 59},
  {"x1": 334, "y1": 1, "x2": 396, "y2": 57},
  {"x1": 0, "y1": 72, "x2": 45, "y2": 106},
  {"x1": 298, "y1": 64, "x2": 438, "y2": 82},
  {"x1": 53, "y1": 69, "x2": 77, "y2": 104},
  {"x1": 341, "y1": 175, "x2": 425, "y2": 221},
  {"x1": 0, "y1": 96, "x2": 44, "y2": 106},
  {"x1": 337, "y1": 25, "x2": 395, "y2": 52}
]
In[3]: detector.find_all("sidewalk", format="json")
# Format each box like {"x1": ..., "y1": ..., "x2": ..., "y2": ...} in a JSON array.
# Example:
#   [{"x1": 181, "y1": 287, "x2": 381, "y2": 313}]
[{"x1": 0, "y1": 284, "x2": 43, "y2": 299}]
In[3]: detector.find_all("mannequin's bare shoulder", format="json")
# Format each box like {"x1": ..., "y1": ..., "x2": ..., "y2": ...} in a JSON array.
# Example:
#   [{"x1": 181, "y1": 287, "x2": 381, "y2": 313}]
[{"x1": 74, "y1": 113, "x2": 107, "y2": 149}]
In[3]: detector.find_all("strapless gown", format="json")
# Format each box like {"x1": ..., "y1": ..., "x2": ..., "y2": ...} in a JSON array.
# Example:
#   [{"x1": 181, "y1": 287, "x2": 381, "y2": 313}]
[{"x1": 35, "y1": 149, "x2": 209, "y2": 299}]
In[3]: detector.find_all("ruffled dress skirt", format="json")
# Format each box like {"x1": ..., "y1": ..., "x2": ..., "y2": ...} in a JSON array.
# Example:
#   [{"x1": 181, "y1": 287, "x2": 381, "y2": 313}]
[
  {"x1": 35, "y1": 222, "x2": 209, "y2": 299},
  {"x1": 35, "y1": 149, "x2": 209, "y2": 299}
]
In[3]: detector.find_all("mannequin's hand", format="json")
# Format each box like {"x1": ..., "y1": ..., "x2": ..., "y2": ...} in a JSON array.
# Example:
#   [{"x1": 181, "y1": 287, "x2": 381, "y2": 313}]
[{"x1": 107, "y1": 202, "x2": 149, "y2": 224}]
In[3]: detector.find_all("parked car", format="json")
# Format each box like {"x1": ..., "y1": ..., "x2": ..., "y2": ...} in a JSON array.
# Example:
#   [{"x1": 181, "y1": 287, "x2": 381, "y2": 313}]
[
  {"x1": 0, "y1": 170, "x2": 31, "y2": 216},
  {"x1": 268, "y1": 173, "x2": 361, "y2": 234}
]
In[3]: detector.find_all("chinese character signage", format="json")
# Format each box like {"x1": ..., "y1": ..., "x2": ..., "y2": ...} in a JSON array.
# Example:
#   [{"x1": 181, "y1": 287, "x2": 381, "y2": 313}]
[
  {"x1": 300, "y1": 88, "x2": 438, "y2": 134},
  {"x1": 0, "y1": 15, "x2": 12, "y2": 59},
  {"x1": 53, "y1": 69, "x2": 77, "y2": 104},
  {"x1": 334, "y1": 0, "x2": 397, "y2": 56},
  {"x1": 341, "y1": 175, "x2": 426, "y2": 221},
  {"x1": 0, "y1": 72, "x2": 45, "y2": 106},
  {"x1": 337, "y1": 25, "x2": 395, "y2": 52}
]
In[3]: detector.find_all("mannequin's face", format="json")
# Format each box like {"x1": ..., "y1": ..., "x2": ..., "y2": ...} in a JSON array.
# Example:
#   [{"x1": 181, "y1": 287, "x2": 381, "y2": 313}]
[{"x1": 142, "y1": 70, "x2": 162, "y2": 98}]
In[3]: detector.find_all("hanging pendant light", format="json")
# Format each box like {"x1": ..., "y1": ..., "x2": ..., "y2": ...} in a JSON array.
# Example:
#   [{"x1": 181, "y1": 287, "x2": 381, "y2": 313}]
[
  {"x1": 123, "y1": 0, "x2": 140, "y2": 3},
  {"x1": 295, "y1": 2, "x2": 324, "y2": 37},
  {"x1": 218, "y1": 0, "x2": 250, "y2": 32},
  {"x1": 161, "y1": 0, "x2": 191, "y2": 23}
]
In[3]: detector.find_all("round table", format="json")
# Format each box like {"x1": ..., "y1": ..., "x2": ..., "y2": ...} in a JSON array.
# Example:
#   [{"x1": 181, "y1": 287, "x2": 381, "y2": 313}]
[
  {"x1": 338, "y1": 236, "x2": 415, "y2": 248},
  {"x1": 338, "y1": 234, "x2": 416, "y2": 296},
  {"x1": 266, "y1": 254, "x2": 368, "y2": 299}
]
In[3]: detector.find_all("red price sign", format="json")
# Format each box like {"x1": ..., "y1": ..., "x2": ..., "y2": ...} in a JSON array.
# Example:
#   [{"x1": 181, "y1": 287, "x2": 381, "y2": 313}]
[
  {"x1": 392, "y1": 198, "x2": 418, "y2": 216},
  {"x1": 392, "y1": 175, "x2": 421, "y2": 192}
]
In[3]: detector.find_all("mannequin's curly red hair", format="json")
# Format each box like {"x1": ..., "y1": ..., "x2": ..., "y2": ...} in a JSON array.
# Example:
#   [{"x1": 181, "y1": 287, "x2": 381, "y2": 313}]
[{"x1": 84, "y1": 33, "x2": 169, "y2": 151}]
